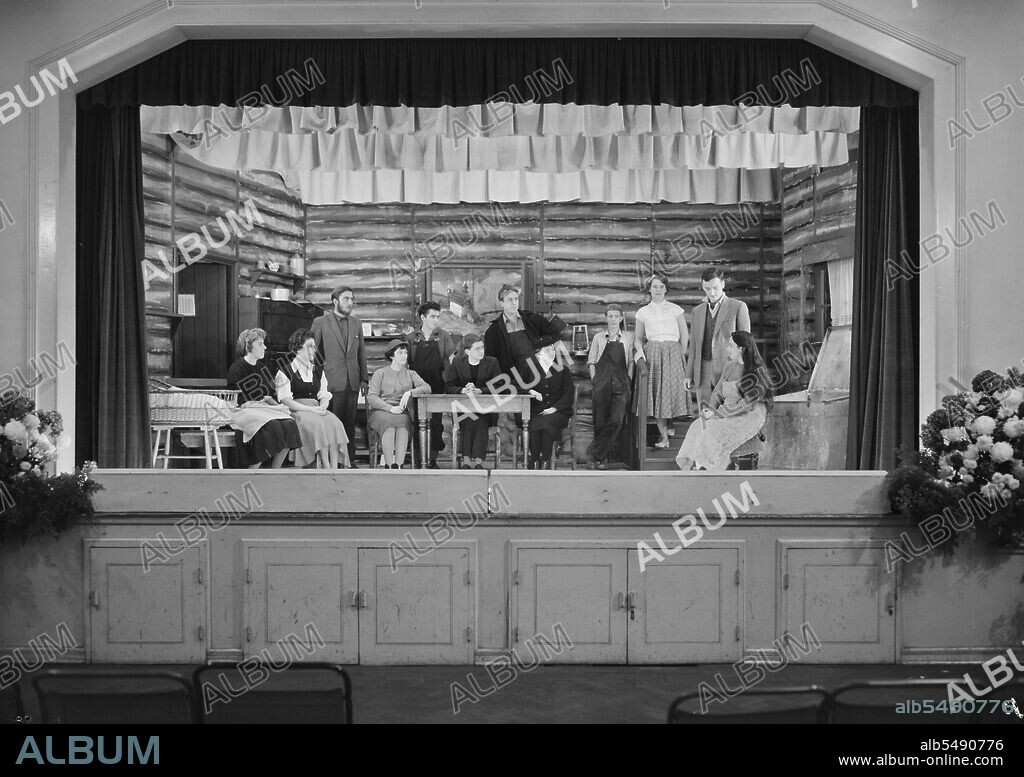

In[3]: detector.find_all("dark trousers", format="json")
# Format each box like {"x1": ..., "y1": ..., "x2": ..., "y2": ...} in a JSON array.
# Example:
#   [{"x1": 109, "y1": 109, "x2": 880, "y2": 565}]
[
  {"x1": 459, "y1": 417, "x2": 490, "y2": 461},
  {"x1": 589, "y1": 388, "x2": 628, "y2": 462},
  {"x1": 329, "y1": 387, "x2": 359, "y2": 462},
  {"x1": 529, "y1": 412, "x2": 569, "y2": 465}
]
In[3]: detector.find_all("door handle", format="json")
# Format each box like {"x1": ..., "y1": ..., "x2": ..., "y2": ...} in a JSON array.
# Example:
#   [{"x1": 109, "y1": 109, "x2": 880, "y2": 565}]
[
  {"x1": 885, "y1": 592, "x2": 895, "y2": 616},
  {"x1": 360, "y1": 590, "x2": 368, "y2": 609},
  {"x1": 350, "y1": 590, "x2": 359, "y2": 608},
  {"x1": 627, "y1": 592, "x2": 637, "y2": 612},
  {"x1": 89, "y1": 590, "x2": 100, "y2": 609}
]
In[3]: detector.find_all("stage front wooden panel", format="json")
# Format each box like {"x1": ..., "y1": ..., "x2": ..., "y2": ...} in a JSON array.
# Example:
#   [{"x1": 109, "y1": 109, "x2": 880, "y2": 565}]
[
  {"x1": 85, "y1": 540, "x2": 206, "y2": 664},
  {"x1": 6, "y1": 471, "x2": 1020, "y2": 668}
]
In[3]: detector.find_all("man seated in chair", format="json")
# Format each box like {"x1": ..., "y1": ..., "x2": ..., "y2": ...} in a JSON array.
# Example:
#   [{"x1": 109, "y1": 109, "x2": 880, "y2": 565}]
[{"x1": 517, "y1": 334, "x2": 574, "y2": 470}]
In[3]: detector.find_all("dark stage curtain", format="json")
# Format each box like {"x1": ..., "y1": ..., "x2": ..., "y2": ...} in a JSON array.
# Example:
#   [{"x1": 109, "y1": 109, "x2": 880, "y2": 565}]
[
  {"x1": 79, "y1": 38, "x2": 916, "y2": 109},
  {"x1": 76, "y1": 105, "x2": 151, "y2": 467},
  {"x1": 846, "y1": 105, "x2": 920, "y2": 470}
]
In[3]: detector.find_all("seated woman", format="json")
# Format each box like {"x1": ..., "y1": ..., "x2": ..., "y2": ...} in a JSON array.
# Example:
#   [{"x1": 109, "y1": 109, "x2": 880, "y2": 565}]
[
  {"x1": 226, "y1": 328, "x2": 302, "y2": 470},
  {"x1": 275, "y1": 329, "x2": 351, "y2": 469},
  {"x1": 518, "y1": 334, "x2": 574, "y2": 469},
  {"x1": 444, "y1": 333, "x2": 501, "y2": 469},
  {"x1": 676, "y1": 330, "x2": 772, "y2": 472},
  {"x1": 367, "y1": 339, "x2": 432, "y2": 468}
]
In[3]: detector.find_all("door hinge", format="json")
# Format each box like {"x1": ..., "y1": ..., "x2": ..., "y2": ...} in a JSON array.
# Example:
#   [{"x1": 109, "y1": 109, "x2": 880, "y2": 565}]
[
  {"x1": 246, "y1": 568, "x2": 251, "y2": 584},
  {"x1": 196, "y1": 568, "x2": 204, "y2": 585},
  {"x1": 735, "y1": 625, "x2": 741, "y2": 642},
  {"x1": 783, "y1": 573, "x2": 789, "y2": 590},
  {"x1": 512, "y1": 570, "x2": 519, "y2": 585},
  {"x1": 734, "y1": 569, "x2": 740, "y2": 586},
  {"x1": 197, "y1": 625, "x2": 204, "y2": 642},
  {"x1": 245, "y1": 626, "x2": 252, "y2": 642},
  {"x1": 465, "y1": 569, "x2": 472, "y2": 586},
  {"x1": 513, "y1": 626, "x2": 519, "y2": 643},
  {"x1": 465, "y1": 626, "x2": 472, "y2": 643}
]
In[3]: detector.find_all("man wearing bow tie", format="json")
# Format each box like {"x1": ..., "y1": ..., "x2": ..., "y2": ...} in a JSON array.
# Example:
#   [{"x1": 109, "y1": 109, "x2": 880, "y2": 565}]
[
  {"x1": 312, "y1": 286, "x2": 368, "y2": 466},
  {"x1": 685, "y1": 269, "x2": 750, "y2": 407}
]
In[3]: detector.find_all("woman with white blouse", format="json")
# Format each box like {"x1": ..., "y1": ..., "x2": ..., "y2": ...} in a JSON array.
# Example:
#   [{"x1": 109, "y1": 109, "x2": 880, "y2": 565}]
[
  {"x1": 634, "y1": 274, "x2": 691, "y2": 449},
  {"x1": 275, "y1": 328, "x2": 351, "y2": 469}
]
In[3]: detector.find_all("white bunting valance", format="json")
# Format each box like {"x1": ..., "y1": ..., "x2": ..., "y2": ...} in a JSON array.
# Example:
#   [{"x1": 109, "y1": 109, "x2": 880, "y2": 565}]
[{"x1": 141, "y1": 103, "x2": 857, "y2": 205}]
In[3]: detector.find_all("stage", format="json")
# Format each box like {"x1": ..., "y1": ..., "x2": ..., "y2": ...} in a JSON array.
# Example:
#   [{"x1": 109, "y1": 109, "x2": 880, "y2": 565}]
[{"x1": 2, "y1": 470, "x2": 1021, "y2": 668}]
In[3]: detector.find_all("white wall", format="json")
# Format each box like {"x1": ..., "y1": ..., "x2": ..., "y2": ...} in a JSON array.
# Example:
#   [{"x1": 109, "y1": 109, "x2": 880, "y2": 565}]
[{"x1": 1, "y1": 0, "x2": 1022, "y2": 453}]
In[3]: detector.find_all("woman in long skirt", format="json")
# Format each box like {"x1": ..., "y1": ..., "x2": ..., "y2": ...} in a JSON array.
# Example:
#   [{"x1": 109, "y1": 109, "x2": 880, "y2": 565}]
[
  {"x1": 677, "y1": 331, "x2": 772, "y2": 471},
  {"x1": 275, "y1": 329, "x2": 351, "y2": 469},
  {"x1": 634, "y1": 274, "x2": 690, "y2": 449}
]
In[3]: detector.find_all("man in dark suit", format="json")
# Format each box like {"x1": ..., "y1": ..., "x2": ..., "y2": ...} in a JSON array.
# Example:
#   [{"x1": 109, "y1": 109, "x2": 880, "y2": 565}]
[
  {"x1": 483, "y1": 285, "x2": 563, "y2": 381},
  {"x1": 406, "y1": 301, "x2": 459, "y2": 468},
  {"x1": 517, "y1": 333, "x2": 575, "y2": 469},
  {"x1": 311, "y1": 285, "x2": 367, "y2": 466},
  {"x1": 685, "y1": 268, "x2": 751, "y2": 407}
]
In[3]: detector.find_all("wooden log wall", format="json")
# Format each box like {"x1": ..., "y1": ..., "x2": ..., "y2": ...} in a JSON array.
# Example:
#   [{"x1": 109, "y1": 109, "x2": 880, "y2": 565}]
[
  {"x1": 141, "y1": 134, "x2": 304, "y2": 379},
  {"x1": 780, "y1": 135, "x2": 858, "y2": 390},
  {"x1": 306, "y1": 201, "x2": 783, "y2": 464}
]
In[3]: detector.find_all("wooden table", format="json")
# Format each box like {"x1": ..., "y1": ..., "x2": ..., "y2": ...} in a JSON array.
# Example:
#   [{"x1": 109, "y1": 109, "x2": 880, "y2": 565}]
[{"x1": 416, "y1": 393, "x2": 532, "y2": 469}]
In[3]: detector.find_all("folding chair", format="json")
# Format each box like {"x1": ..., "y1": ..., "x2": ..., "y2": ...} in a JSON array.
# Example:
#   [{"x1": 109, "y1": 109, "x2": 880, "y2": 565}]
[
  {"x1": 193, "y1": 663, "x2": 352, "y2": 724},
  {"x1": 825, "y1": 679, "x2": 978, "y2": 724},
  {"x1": 32, "y1": 667, "x2": 197, "y2": 724},
  {"x1": 548, "y1": 384, "x2": 580, "y2": 470},
  {"x1": 668, "y1": 685, "x2": 828, "y2": 724}
]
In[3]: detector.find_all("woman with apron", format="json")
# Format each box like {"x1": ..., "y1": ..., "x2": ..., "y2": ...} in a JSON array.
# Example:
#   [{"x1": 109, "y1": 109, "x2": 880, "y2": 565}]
[{"x1": 587, "y1": 304, "x2": 634, "y2": 469}]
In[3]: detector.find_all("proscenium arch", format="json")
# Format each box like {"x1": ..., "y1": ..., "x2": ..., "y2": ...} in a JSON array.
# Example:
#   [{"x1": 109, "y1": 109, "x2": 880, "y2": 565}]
[{"x1": 26, "y1": 2, "x2": 962, "y2": 471}]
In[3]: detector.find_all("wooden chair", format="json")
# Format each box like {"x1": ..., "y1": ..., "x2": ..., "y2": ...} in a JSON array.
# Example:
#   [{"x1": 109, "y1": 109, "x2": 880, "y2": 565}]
[
  {"x1": 369, "y1": 426, "x2": 419, "y2": 468},
  {"x1": 32, "y1": 668, "x2": 197, "y2": 724},
  {"x1": 0, "y1": 680, "x2": 27, "y2": 724},
  {"x1": 669, "y1": 685, "x2": 828, "y2": 724},
  {"x1": 193, "y1": 663, "x2": 352, "y2": 724},
  {"x1": 455, "y1": 424, "x2": 512, "y2": 469},
  {"x1": 728, "y1": 427, "x2": 766, "y2": 470}
]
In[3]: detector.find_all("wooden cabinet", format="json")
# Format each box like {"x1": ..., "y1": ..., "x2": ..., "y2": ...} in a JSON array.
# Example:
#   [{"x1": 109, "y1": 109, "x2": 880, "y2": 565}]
[
  {"x1": 244, "y1": 543, "x2": 358, "y2": 664},
  {"x1": 358, "y1": 547, "x2": 473, "y2": 665},
  {"x1": 780, "y1": 542, "x2": 896, "y2": 663},
  {"x1": 512, "y1": 544, "x2": 742, "y2": 664},
  {"x1": 627, "y1": 546, "x2": 742, "y2": 664},
  {"x1": 86, "y1": 541, "x2": 207, "y2": 663},
  {"x1": 242, "y1": 542, "x2": 474, "y2": 664}
]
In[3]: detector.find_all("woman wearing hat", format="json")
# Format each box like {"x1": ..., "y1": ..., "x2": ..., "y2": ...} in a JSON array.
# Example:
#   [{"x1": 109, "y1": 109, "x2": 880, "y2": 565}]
[
  {"x1": 367, "y1": 339, "x2": 432, "y2": 468},
  {"x1": 517, "y1": 333, "x2": 574, "y2": 469}
]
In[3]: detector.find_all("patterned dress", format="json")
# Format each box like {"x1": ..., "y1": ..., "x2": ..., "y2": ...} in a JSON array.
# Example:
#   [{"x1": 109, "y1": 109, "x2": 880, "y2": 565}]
[
  {"x1": 636, "y1": 301, "x2": 691, "y2": 419},
  {"x1": 676, "y1": 365, "x2": 766, "y2": 471}
]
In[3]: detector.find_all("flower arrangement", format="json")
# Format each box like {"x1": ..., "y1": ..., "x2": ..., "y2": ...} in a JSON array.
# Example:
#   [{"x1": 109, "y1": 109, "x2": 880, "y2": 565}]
[
  {"x1": 887, "y1": 369, "x2": 1024, "y2": 551},
  {"x1": 0, "y1": 389, "x2": 101, "y2": 543}
]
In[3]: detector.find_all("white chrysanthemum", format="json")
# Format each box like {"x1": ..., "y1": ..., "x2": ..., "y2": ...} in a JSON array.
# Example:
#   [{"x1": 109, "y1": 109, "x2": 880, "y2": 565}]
[
  {"x1": 973, "y1": 415, "x2": 997, "y2": 436},
  {"x1": 963, "y1": 459, "x2": 978, "y2": 470},
  {"x1": 23, "y1": 413, "x2": 40, "y2": 430},
  {"x1": 963, "y1": 444, "x2": 979, "y2": 460},
  {"x1": 3, "y1": 420, "x2": 28, "y2": 442},
  {"x1": 990, "y1": 441, "x2": 1015, "y2": 463},
  {"x1": 998, "y1": 387, "x2": 1024, "y2": 408},
  {"x1": 1004, "y1": 419, "x2": 1024, "y2": 438},
  {"x1": 976, "y1": 435, "x2": 994, "y2": 452},
  {"x1": 961, "y1": 473, "x2": 974, "y2": 485},
  {"x1": 941, "y1": 427, "x2": 969, "y2": 444}
]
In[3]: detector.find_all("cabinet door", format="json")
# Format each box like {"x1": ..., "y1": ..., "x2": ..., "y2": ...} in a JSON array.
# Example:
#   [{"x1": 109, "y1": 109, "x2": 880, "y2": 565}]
[
  {"x1": 627, "y1": 545, "x2": 741, "y2": 664},
  {"x1": 358, "y1": 547, "x2": 473, "y2": 665},
  {"x1": 514, "y1": 548, "x2": 626, "y2": 664},
  {"x1": 245, "y1": 544, "x2": 358, "y2": 664},
  {"x1": 87, "y1": 544, "x2": 206, "y2": 663},
  {"x1": 781, "y1": 544, "x2": 896, "y2": 663}
]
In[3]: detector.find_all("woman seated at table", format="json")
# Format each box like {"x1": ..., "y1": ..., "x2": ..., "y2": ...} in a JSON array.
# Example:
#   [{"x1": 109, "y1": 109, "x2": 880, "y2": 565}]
[
  {"x1": 676, "y1": 331, "x2": 772, "y2": 472},
  {"x1": 367, "y1": 339, "x2": 432, "y2": 469},
  {"x1": 225, "y1": 328, "x2": 302, "y2": 470},
  {"x1": 274, "y1": 328, "x2": 351, "y2": 469},
  {"x1": 518, "y1": 334, "x2": 574, "y2": 469},
  {"x1": 445, "y1": 333, "x2": 501, "y2": 469}
]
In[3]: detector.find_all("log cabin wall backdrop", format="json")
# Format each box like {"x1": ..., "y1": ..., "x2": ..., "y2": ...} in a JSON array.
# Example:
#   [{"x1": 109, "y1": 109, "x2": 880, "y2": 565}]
[{"x1": 141, "y1": 136, "x2": 853, "y2": 463}]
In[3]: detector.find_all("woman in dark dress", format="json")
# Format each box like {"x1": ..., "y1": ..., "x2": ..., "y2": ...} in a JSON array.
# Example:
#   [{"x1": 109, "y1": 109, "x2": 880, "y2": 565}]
[
  {"x1": 444, "y1": 333, "x2": 501, "y2": 469},
  {"x1": 518, "y1": 333, "x2": 575, "y2": 469},
  {"x1": 225, "y1": 328, "x2": 302, "y2": 469}
]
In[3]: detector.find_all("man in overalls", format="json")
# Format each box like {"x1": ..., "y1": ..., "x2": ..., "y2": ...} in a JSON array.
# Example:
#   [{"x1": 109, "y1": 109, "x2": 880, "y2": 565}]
[
  {"x1": 586, "y1": 304, "x2": 635, "y2": 469},
  {"x1": 406, "y1": 301, "x2": 458, "y2": 468}
]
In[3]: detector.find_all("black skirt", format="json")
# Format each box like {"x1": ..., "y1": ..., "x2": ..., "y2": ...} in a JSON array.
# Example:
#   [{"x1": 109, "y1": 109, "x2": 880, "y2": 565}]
[{"x1": 235, "y1": 418, "x2": 302, "y2": 466}]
